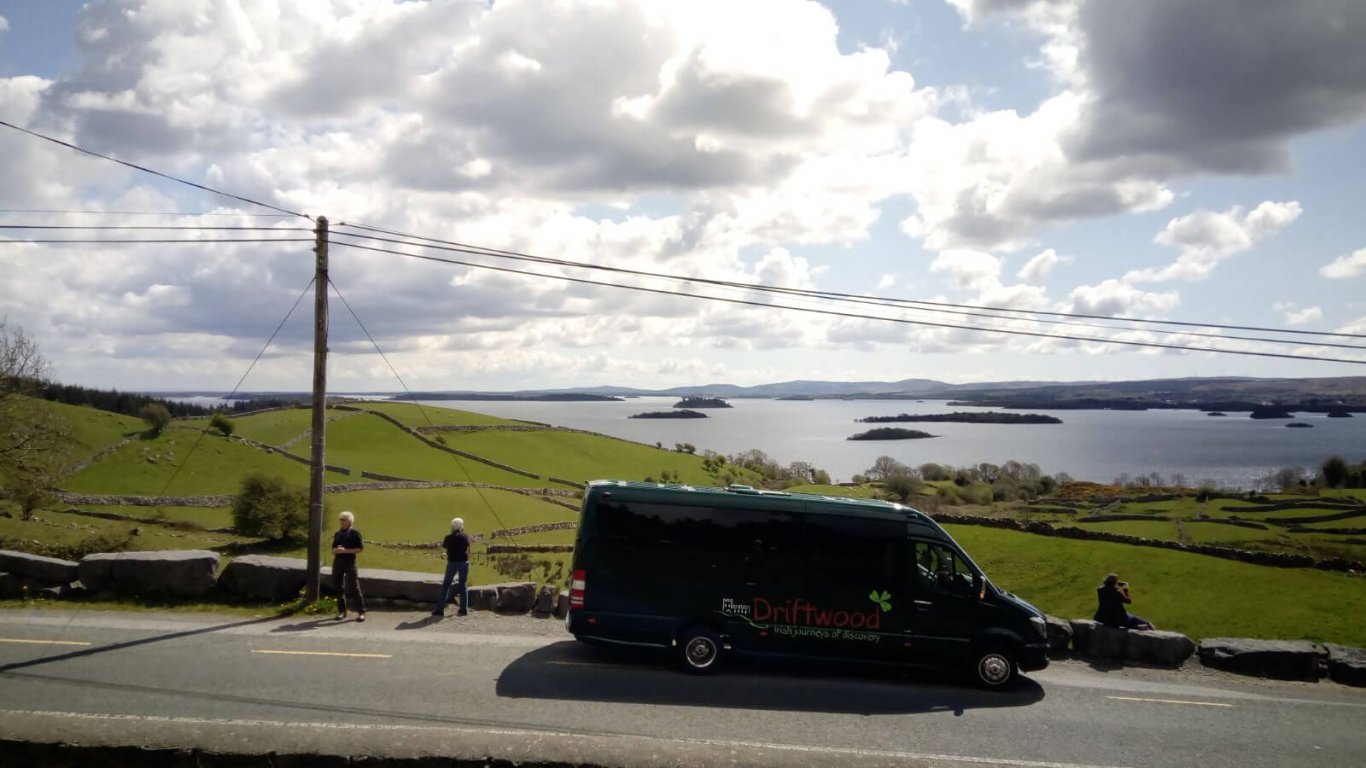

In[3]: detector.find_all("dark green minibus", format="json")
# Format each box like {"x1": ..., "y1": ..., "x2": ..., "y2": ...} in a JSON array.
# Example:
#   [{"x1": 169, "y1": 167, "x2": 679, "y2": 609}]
[{"x1": 567, "y1": 480, "x2": 1049, "y2": 688}]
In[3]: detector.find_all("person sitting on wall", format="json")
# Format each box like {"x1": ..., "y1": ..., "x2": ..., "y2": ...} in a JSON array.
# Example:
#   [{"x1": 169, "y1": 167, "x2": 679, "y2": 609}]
[{"x1": 1094, "y1": 573, "x2": 1154, "y2": 630}]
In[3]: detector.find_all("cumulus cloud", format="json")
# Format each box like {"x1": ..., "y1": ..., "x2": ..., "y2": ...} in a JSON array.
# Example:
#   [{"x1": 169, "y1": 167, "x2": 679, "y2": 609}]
[
  {"x1": 1063, "y1": 279, "x2": 1180, "y2": 317},
  {"x1": 1283, "y1": 306, "x2": 1323, "y2": 325},
  {"x1": 1126, "y1": 201, "x2": 1301, "y2": 283},
  {"x1": 930, "y1": 249, "x2": 1001, "y2": 289},
  {"x1": 1017, "y1": 248, "x2": 1070, "y2": 282},
  {"x1": 1320, "y1": 247, "x2": 1366, "y2": 279}
]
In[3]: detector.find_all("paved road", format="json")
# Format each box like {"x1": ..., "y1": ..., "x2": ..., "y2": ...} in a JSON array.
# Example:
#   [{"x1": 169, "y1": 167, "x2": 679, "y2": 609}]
[{"x1": 1, "y1": 609, "x2": 1363, "y2": 767}]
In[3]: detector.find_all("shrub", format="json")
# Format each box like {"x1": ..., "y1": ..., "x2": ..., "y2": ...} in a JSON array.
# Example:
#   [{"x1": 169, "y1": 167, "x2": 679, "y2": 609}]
[
  {"x1": 232, "y1": 473, "x2": 309, "y2": 541},
  {"x1": 139, "y1": 403, "x2": 173, "y2": 434},
  {"x1": 209, "y1": 412, "x2": 235, "y2": 437}
]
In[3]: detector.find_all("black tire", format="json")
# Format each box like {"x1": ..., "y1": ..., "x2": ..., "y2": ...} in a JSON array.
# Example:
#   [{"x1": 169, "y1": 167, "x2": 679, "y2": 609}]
[
  {"x1": 970, "y1": 644, "x2": 1017, "y2": 689},
  {"x1": 677, "y1": 626, "x2": 723, "y2": 674}
]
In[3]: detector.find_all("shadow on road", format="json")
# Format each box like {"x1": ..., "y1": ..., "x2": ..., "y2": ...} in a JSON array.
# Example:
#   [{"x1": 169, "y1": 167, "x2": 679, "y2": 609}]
[
  {"x1": 495, "y1": 641, "x2": 1044, "y2": 715},
  {"x1": 0, "y1": 616, "x2": 281, "y2": 673}
]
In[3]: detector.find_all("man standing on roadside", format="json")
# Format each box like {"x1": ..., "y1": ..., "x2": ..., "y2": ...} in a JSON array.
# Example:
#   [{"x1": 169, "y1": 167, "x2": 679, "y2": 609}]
[
  {"x1": 433, "y1": 517, "x2": 471, "y2": 617},
  {"x1": 332, "y1": 511, "x2": 366, "y2": 622}
]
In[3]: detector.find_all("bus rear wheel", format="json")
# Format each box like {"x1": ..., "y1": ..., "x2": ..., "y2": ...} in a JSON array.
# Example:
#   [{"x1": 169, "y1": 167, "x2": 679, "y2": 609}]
[
  {"x1": 677, "y1": 626, "x2": 723, "y2": 674},
  {"x1": 971, "y1": 645, "x2": 1017, "y2": 689}
]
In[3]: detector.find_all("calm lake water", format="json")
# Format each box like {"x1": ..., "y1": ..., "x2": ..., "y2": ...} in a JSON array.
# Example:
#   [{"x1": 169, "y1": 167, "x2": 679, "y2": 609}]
[{"x1": 414, "y1": 397, "x2": 1366, "y2": 489}]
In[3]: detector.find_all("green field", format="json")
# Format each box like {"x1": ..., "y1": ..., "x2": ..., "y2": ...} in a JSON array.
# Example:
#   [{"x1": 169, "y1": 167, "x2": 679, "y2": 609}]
[
  {"x1": 46, "y1": 400, "x2": 147, "y2": 467},
  {"x1": 347, "y1": 401, "x2": 524, "y2": 428},
  {"x1": 436, "y1": 428, "x2": 746, "y2": 486},
  {"x1": 229, "y1": 408, "x2": 321, "y2": 447},
  {"x1": 950, "y1": 525, "x2": 1366, "y2": 646},
  {"x1": 61, "y1": 427, "x2": 355, "y2": 495},
  {"x1": 321, "y1": 413, "x2": 548, "y2": 485}
]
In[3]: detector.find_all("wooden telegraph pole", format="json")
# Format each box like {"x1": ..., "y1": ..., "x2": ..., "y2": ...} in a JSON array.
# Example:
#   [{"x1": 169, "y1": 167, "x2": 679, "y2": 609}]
[{"x1": 305, "y1": 216, "x2": 329, "y2": 601}]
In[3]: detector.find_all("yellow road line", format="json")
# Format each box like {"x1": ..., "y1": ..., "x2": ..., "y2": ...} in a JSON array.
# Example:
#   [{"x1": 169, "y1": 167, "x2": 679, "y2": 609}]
[
  {"x1": 251, "y1": 650, "x2": 391, "y2": 659},
  {"x1": 0, "y1": 638, "x2": 92, "y2": 647},
  {"x1": 1107, "y1": 696, "x2": 1232, "y2": 708}
]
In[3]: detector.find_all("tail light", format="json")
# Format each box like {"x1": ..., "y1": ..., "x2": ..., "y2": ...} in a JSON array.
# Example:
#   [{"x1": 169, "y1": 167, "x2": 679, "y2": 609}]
[{"x1": 570, "y1": 569, "x2": 586, "y2": 608}]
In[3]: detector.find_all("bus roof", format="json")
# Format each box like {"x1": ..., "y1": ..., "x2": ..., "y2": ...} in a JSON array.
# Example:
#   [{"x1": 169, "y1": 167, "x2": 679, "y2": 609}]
[{"x1": 585, "y1": 479, "x2": 942, "y2": 529}]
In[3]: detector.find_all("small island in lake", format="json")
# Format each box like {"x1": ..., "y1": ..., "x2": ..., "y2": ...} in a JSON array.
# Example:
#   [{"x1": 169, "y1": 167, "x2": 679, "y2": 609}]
[
  {"x1": 673, "y1": 396, "x2": 732, "y2": 408},
  {"x1": 630, "y1": 409, "x2": 708, "y2": 419},
  {"x1": 1327, "y1": 407, "x2": 1354, "y2": 418},
  {"x1": 1207, "y1": 411, "x2": 1227, "y2": 417},
  {"x1": 857, "y1": 411, "x2": 1061, "y2": 425},
  {"x1": 848, "y1": 427, "x2": 935, "y2": 441},
  {"x1": 1286, "y1": 422, "x2": 1314, "y2": 428},
  {"x1": 1250, "y1": 406, "x2": 1294, "y2": 419}
]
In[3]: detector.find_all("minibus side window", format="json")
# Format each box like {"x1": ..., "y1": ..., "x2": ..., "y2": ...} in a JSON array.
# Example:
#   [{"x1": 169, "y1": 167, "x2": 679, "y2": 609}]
[
  {"x1": 807, "y1": 516, "x2": 903, "y2": 592},
  {"x1": 594, "y1": 501, "x2": 713, "y2": 581}
]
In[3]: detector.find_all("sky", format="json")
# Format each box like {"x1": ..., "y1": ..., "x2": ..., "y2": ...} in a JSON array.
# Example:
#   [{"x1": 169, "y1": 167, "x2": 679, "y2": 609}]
[{"x1": 1, "y1": 0, "x2": 1365, "y2": 393}]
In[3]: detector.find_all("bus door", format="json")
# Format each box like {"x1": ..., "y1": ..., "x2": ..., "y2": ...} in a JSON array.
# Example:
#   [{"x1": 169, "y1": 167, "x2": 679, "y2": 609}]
[
  {"x1": 906, "y1": 540, "x2": 980, "y2": 666},
  {"x1": 799, "y1": 515, "x2": 907, "y2": 664}
]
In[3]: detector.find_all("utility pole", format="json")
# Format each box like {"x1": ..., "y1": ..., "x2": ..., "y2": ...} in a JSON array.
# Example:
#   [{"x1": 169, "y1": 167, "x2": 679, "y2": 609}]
[{"x1": 305, "y1": 216, "x2": 329, "y2": 601}]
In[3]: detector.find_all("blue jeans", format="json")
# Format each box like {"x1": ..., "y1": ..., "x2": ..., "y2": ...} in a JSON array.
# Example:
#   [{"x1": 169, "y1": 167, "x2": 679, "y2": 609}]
[{"x1": 437, "y1": 560, "x2": 469, "y2": 613}]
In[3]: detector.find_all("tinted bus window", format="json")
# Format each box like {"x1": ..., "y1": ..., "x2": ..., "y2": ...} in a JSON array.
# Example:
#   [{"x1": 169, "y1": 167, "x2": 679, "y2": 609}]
[
  {"x1": 592, "y1": 500, "x2": 803, "y2": 586},
  {"x1": 806, "y1": 515, "x2": 903, "y2": 590}
]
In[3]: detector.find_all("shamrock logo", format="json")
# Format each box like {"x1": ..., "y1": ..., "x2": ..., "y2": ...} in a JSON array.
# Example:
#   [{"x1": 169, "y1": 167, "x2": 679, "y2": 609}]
[{"x1": 868, "y1": 589, "x2": 893, "y2": 612}]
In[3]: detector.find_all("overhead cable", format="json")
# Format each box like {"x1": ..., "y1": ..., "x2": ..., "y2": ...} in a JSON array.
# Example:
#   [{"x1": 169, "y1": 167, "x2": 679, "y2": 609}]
[
  {"x1": 333, "y1": 221, "x2": 1366, "y2": 342},
  {"x1": 328, "y1": 228, "x2": 1366, "y2": 352},
  {"x1": 327, "y1": 238, "x2": 1366, "y2": 366},
  {"x1": 0, "y1": 119, "x2": 310, "y2": 219}
]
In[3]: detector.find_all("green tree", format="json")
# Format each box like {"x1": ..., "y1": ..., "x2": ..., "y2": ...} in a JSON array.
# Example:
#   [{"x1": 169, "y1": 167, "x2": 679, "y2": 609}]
[
  {"x1": 1321, "y1": 456, "x2": 1348, "y2": 489},
  {"x1": 231, "y1": 473, "x2": 309, "y2": 541},
  {"x1": 209, "y1": 412, "x2": 236, "y2": 437},
  {"x1": 139, "y1": 403, "x2": 173, "y2": 434}
]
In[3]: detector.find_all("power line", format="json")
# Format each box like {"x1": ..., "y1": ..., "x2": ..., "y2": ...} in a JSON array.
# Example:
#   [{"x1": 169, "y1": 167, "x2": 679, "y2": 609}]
[
  {"x1": 326, "y1": 277, "x2": 512, "y2": 538},
  {"x1": 0, "y1": 209, "x2": 296, "y2": 217},
  {"x1": 152, "y1": 277, "x2": 319, "y2": 502},
  {"x1": 0, "y1": 119, "x2": 310, "y2": 219},
  {"x1": 327, "y1": 228, "x2": 1366, "y2": 353},
  {"x1": 0, "y1": 238, "x2": 312, "y2": 244},
  {"x1": 0, "y1": 225, "x2": 312, "y2": 232},
  {"x1": 327, "y1": 237, "x2": 1366, "y2": 366},
  {"x1": 333, "y1": 221, "x2": 1366, "y2": 342}
]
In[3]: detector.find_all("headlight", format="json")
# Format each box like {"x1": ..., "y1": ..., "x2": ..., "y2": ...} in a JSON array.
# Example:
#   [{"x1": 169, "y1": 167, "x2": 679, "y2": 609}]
[{"x1": 1029, "y1": 615, "x2": 1048, "y2": 638}]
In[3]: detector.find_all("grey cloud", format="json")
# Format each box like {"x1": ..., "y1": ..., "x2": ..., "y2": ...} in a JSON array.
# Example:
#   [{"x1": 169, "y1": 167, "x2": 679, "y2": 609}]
[{"x1": 1071, "y1": 0, "x2": 1366, "y2": 172}]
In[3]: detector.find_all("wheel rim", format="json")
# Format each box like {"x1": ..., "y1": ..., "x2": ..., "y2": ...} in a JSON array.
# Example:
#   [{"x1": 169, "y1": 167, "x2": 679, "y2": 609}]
[
  {"x1": 685, "y1": 636, "x2": 718, "y2": 668},
  {"x1": 978, "y1": 652, "x2": 1011, "y2": 685}
]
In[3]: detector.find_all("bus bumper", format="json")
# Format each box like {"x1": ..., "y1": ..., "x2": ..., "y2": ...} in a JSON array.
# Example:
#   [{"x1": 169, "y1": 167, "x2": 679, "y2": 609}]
[{"x1": 1019, "y1": 641, "x2": 1050, "y2": 672}]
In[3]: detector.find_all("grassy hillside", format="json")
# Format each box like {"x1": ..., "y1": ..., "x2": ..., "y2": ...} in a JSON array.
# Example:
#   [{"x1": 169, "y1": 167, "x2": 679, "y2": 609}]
[
  {"x1": 323, "y1": 412, "x2": 548, "y2": 485},
  {"x1": 348, "y1": 401, "x2": 524, "y2": 428},
  {"x1": 436, "y1": 428, "x2": 749, "y2": 486},
  {"x1": 62, "y1": 427, "x2": 356, "y2": 495},
  {"x1": 46, "y1": 400, "x2": 147, "y2": 465}
]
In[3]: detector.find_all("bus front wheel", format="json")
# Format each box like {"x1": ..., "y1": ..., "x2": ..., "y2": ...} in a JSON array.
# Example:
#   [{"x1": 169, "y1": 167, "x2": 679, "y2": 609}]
[
  {"x1": 677, "y1": 626, "x2": 723, "y2": 674},
  {"x1": 971, "y1": 645, "x2": 1017, "y2": 689}
]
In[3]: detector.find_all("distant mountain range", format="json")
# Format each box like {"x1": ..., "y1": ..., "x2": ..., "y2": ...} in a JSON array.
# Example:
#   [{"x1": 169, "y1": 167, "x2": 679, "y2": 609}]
[
  {"x1": 409, "y1": 375, "x2": 1366, "y2": 404},
  {"x1": 163, "y1": 375, "x2": 1366, "y2": 408}
]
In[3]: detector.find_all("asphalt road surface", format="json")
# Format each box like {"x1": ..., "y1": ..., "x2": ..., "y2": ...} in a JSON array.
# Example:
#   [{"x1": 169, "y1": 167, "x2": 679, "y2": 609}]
[{"x1": 1, "y1": 608, "x2": 1363, "y2": 768}]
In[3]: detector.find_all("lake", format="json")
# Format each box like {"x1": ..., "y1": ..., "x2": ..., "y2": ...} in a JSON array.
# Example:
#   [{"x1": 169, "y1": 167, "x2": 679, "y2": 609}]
[{"x1": 413, "y1": 396, "x2": 1365, "y2": 489}]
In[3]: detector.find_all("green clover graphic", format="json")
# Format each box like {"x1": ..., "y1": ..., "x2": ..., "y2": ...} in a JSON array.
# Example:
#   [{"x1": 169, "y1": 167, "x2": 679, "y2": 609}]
[{"x1": 868, "y1": 589, "x2": 892, "y2": 612}]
